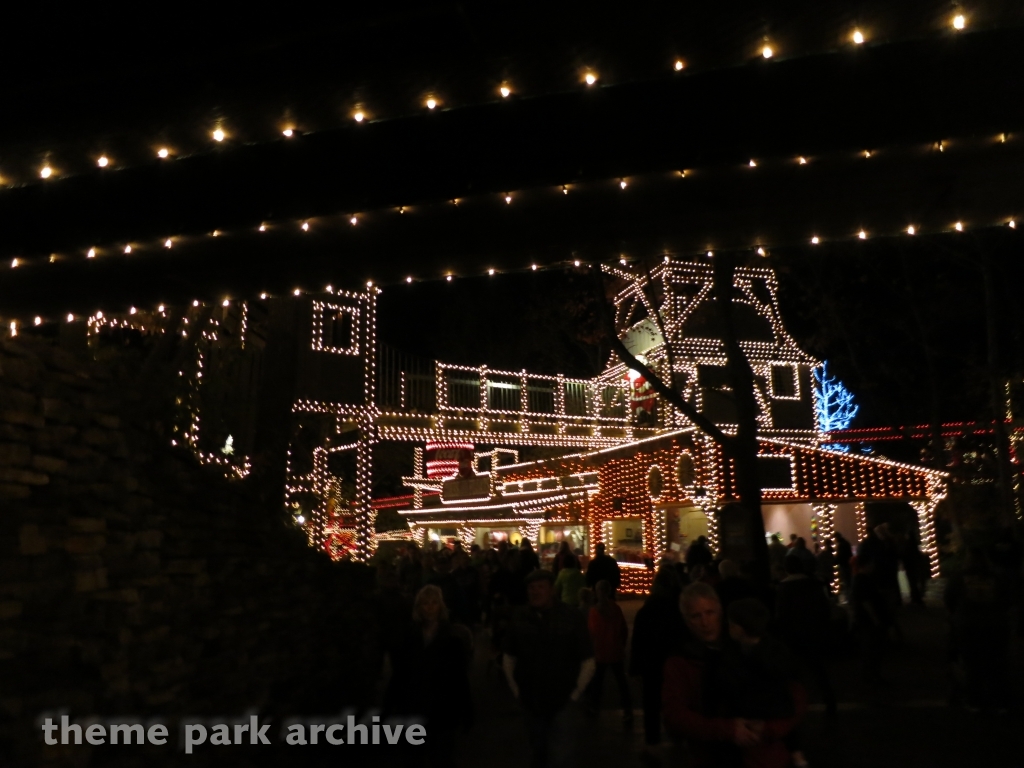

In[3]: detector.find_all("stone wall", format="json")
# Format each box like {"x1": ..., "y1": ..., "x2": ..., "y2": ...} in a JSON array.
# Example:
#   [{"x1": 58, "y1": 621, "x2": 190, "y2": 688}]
[{"x1": 0, "y1": 338, "x2": 379, "y2": 766}]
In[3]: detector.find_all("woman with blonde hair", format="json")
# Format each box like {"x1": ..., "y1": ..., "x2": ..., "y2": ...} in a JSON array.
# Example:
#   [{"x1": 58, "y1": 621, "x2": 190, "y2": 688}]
[{"x1": 384, "y1": 584, "x2": 473, "y2": 764}]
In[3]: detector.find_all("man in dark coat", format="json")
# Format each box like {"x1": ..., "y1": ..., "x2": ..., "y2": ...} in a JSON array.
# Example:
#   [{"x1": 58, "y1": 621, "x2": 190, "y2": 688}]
[
  {"x1": 504, "y1": 569, "x2": 595, "y2": 768},
  {"x1": 586, "y1": 543, "x2": 621, "y2": 593},
  {"x1": 630, "y1": 568, "x2": 686, "y2": 759}
]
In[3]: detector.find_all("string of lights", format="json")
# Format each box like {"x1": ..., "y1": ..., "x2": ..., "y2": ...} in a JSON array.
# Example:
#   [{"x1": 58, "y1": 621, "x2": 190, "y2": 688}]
[
  {"x1": 0, "y1": 11, "x2": 987, "y2": 189},
  {"x1": 2, "y1": 126, "x2": 1021, "y2": 284}
]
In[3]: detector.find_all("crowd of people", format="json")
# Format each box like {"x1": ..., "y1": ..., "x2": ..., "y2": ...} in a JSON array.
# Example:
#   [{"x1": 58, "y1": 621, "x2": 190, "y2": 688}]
[{"x1": 370, "y1": 525, "x2": 1021, "y2": 768}]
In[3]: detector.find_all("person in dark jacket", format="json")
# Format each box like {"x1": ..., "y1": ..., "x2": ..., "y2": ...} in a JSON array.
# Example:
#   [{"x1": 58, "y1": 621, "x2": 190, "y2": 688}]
[
  {"x1": 630, "y1": 567, "x2": 686, "y2": 762},
  {"x1": 586, "y1": 543, "x2": 621, "y2": 593},
  {"x1": 504, "y1": 570, "x2": 595, "y2": 768},
  {"x1": 384, "y1": 584, "x2": 473, "y2": 765},
  {"x1": 519, "y1": 538, "x2": 541, "y2": 574},
  {"x1": 662, "y1": 583, "x2": 806, "y2": 768},
  {"x1": 685, "y1": 536, "x2": 714, "y2": 572},
  {"x1": 775, "y1": 557, "x2": 837, "y2": 716}
]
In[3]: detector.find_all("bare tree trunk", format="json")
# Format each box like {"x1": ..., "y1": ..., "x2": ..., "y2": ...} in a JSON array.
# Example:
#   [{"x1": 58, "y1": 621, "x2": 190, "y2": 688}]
[{"x1": 713, "y1": 254, "x2": 769, "y2": 581}]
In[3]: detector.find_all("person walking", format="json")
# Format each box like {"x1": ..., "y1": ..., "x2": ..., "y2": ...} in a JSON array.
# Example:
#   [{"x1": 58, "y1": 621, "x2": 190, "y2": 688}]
[
  {"x1": 383, "y1": 584, "x2": 473, "y2": 766},
  {"x1": 662, "y1": 583, "x2": 806, "y2": 768},
  {"x1": 785, "y1": 537, "x2": 817, "y2": 577},
  {"x1": 768, "y1": 535, "x2": 788, "y2": 582},
  {"x1": 553, "y1": 540, "x2": 573, "y2": 575},
  {"x1": 587, "y1": 580, "x2": 633, "y2": 727},
  {"x1": 586, "y1": 542, "x2": 621, "y2": 594},
  {"x1": 554, "y1": 555, "x2": 587, "y2": 607},
  {"x1": 630, "y1": 567, "x2": 685, "y2": 765},
  {"x1": 685, "y1": 535, "x2": 714, "y2": 573},
  {"x1": 776, "y1": 557, "x2": 837, "y2": 717},
  {"x1": 504, "y1": 570, "x2": 595, "y2": 768}
]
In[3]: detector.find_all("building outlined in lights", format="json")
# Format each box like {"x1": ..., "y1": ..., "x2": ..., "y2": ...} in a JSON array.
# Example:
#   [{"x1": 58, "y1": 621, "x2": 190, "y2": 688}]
[{"x1": 172, "y1": 257, "x2": 946, "y2": 588}]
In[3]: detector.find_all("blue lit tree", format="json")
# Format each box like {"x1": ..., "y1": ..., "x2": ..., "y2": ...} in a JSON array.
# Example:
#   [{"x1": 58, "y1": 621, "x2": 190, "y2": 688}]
[{"x1": 814, "y1": 361, "x2": 859, "y2": 452}]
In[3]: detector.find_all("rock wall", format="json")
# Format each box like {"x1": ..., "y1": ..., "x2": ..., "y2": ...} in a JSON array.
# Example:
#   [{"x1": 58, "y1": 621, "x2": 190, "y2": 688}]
[{"x1": 0, "y1": 338, "x2": 378, "y2": 766}]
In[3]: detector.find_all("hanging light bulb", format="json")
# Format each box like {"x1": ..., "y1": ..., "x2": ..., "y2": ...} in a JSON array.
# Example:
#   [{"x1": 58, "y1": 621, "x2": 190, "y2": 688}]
[
  {"x1": 798, "y1": 157, "x2": 807, "y2": 165},
  {"x1": 531, "y1": 264, "x2": 538, "y2": 270},
  {"x1": 354, "y1": 111, "x2": 365, "y2": 122},
  {"x1": 748, "y1": 159, "x2": 757, "y2": 167},
  {"x1": 87, "y1": 248, "x2": 96, "y2": 258},
  {"x1": 11, "y1": 258, "x2": 19, "y2": 268},
  {"x1": 425, "y1": 98, "x2": 437, "y2": 110},
  {"x1": 584, "y1": 72, "x2": 597, "y2": 85},
  {"x1": 446, "y1": 275, "x2": 453, "y2": 281},
  {"x1": 258, "y1": 224, "x2": 267, "y2": 232},
  {"x1": 953, "y1": 14, "x2": 965, "y2": 30},
  {"x1": 500, "y1": 85, "x2": 511, "y2": 98},
  {"x1": 619, "y1": 179, "x2": 627, "y2": 189},
  {"x1": 573, "y1": 260, "x2": 581, "y2": 267},
  {"x1": 406, "y1": 276, "x2": 413, "y2": 283},
  {"x1": 858, "y1": 230, "x2": 867, "y2": 239},
  {"x1": 222, "y1": 299, "x2": 230, "y2": 307},
  {"x1": 260, "y1": 292, "x2": 268, "y2": 299},
  {"x1": 124, "y1": 245, "x2": 132, "y2": 254},
  {"x1": 293, "y1": 289, "x2": 301, "y2": 296},
  {"x1": 863, "y1": 150, "x2": 872, "y2": 158},
  {"x1": 158, "y1": 305, "x2": 165, "y2": 312},
  {"x1": 350, "y1": 216, "x2": 358, "y2": 225},
  {"x1": 301, "y1": 222, "x2": 309, "y2": 231},
  {"x1": 954, "y1": 221, "x2": 964, "y2": 231},
  {"x1": 157, "y1": 148, "x2": 170, "y2": 158},
  {"x1": 488, "y1": 269, "x2": 495, "y2": 275},
  {"x1": 811, "y1": 236, "x2": 820, "y2": 244},
  {"x1": 40, "y1": 165, "x2": 53, "y2": 179},
  {"x1": 756, "y1": 247, "x2": 765, "y2": 256},
  {"x1": 674, "y1": 60, "x2": 684, "y2": 71},
  {"x1": 129, "y1": 307, "x2": 137, "y2": 315},
  {"x1": 164, "y1": 238, "x2": 173, "y2": 248},
  {"x1": 907, "y1": 225, "x2": 916, "y2": 235},
  {"x1": 193, "y1": 300, "x2": 200, "y2": 307},
  {"x1": 505, "y1": 194, "x2": 512, "y2": 204},
  {"x1": 562, "y1": 185, "x2": 568, "y2": 194},
  {"x1": 34, "y1": 317, "x2": 42, "y2": 326},
  {"x1": 1009, "y1": 220, "x2": 1017, "y2": 229},
  {"x1": 282, "y1": 128, "x2": 294, "y2": 137},
  {"x1": 761, "y1": 45, "x2": 773, "y2": 59},
  {"x1": 67, "y1": 314, "x2": 74, "y2": 323},
  {"x1": 852, "y1": 30, "x2": 865, "y2": 44},
  {"x1": 212, "y1": 128, "x2": 225, "y2": 142},
  {"x1": 97, "y1": 156, "x2": 110, "y2": 168}
]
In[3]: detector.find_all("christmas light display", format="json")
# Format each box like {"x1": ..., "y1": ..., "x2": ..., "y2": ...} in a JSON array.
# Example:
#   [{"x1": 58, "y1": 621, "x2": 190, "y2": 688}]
[{"x1": 814, "y1": 361, "x2": 859, "y2": 452}]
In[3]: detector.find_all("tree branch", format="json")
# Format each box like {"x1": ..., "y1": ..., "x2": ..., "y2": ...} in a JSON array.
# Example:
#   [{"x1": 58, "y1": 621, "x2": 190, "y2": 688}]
[{"x1": 592, "y1": 265, "x2": 732, "y2": 448}]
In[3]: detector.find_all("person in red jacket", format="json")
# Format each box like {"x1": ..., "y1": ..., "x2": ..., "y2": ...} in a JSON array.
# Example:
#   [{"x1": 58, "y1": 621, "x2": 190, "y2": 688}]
[
  {"x1": 662, "y1": 583, "x2": 806, "y2": 768},
  {"x1": 587, "y1": 580, "x2": 634, "y2": 726}
]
